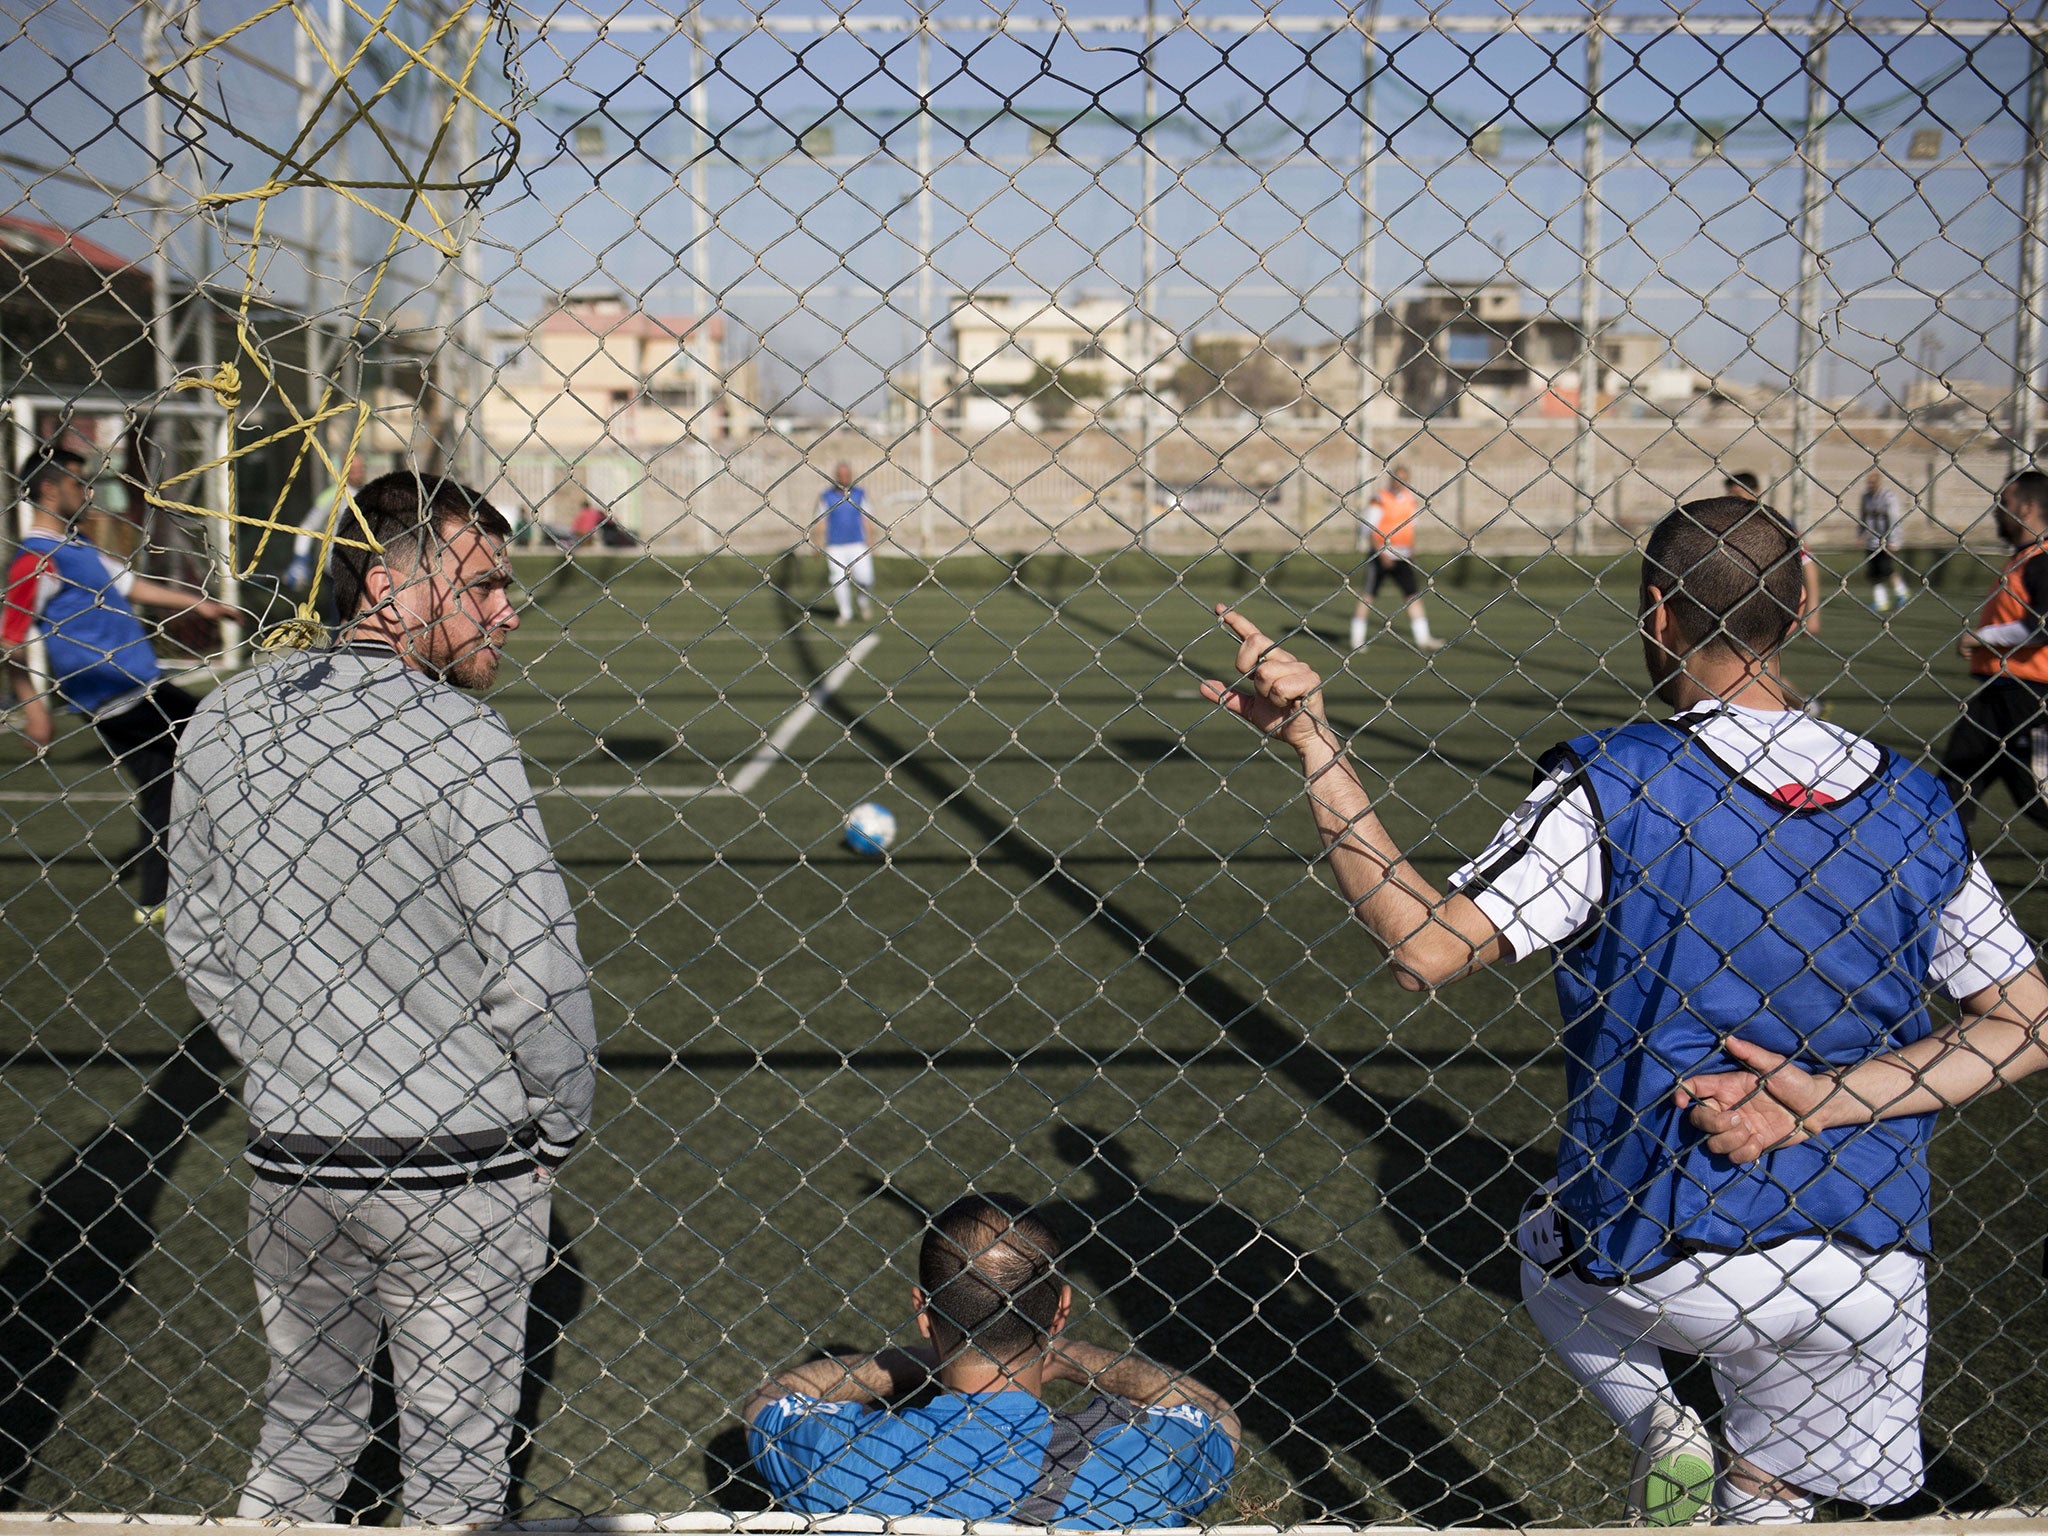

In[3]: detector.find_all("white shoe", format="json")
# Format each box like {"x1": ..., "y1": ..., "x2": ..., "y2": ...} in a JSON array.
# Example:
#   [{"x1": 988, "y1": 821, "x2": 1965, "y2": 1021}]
[
  {"x1": 1417, "y1": 637, "x2": 1446, "y2": 653},
  {"x1": 1628, "y1": 1404, "x2": 1715, "y2": 1526}
]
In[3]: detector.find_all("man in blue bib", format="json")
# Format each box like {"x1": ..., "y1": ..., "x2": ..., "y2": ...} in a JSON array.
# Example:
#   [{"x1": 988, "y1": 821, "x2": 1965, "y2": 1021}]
[
  {"x1": 743, "y1": 1192, "x2": 1237, "y2": 1527},
  {"x1": 1203, "y1": 498, "x2": 2042, "y2": 1525},
  {"x1": 813, "y1": 461, "x2": 877, "y2": 626}
]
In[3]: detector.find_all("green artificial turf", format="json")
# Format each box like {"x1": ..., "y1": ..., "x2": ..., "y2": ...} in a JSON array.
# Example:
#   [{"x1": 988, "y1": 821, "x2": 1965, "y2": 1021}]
[{"x1": 0, "y1": 550, "x2": 2042, "y2": 1525}]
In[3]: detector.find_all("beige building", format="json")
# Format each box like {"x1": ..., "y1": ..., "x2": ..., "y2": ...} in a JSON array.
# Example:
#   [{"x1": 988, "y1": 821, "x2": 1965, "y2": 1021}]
[
  {"x1": 1299, "y1": 280, "x2": 1704, "y2": 423},
  {"x1": 479, "y1": 292, "x2": 760, "y2": 457},
  {"x1": 917, "y1": 280, "x2": 1702, "y2": 435},
  {"x1": 937, "y1": 291, "x2": 1145, "y2": 431}
]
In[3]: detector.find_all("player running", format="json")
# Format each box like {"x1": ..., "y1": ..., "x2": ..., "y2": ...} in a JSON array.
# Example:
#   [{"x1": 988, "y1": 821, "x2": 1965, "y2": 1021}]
[
  {"x1": 3, "y1": 442, "x2": 240, "y2": 922},
  {"x1": 1207, "y1": 496, "x2": 2041, "y2": 1525},
  {"x1": 1350, "y1": 463, "x2": 1441, "y2": 652}
]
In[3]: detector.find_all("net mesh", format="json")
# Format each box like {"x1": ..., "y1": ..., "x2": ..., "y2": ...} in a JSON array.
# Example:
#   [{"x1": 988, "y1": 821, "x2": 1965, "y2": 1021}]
[{"x1": 0, "y1": 0, "x2": 2046, "y2": 1527}]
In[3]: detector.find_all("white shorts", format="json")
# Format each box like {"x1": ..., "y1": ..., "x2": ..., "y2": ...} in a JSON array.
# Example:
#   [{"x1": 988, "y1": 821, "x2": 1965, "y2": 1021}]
[{"x1": 1521, "y1": 1206, "x2": 1928, "y2": 1505}]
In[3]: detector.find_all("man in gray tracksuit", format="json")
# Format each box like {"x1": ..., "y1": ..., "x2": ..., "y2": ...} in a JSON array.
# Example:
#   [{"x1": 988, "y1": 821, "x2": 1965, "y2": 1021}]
[{"x1": 166, "y1": 472, "x2": 596, "y2": 1525}]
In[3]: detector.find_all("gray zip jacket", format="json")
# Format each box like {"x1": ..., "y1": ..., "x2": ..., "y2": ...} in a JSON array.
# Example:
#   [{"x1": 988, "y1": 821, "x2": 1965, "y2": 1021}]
[{"x1": 166, "y1": 643, "x2": 596, "y2": 1187}]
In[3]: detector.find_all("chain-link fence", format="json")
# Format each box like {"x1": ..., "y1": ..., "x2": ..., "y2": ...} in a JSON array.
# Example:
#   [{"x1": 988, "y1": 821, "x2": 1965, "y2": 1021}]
[{"x1": 3, "y1": 0, "x2": 2048, "y2": 1527}]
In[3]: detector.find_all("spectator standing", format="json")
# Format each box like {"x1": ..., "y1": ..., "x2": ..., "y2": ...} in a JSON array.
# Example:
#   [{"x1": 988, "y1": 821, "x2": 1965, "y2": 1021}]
[
  {"x1": 744, "y1": 1192, "x2": 1237, "y2": 1528},
  {"x1": 166, "y1": 472, "x2": 597, "y2": 1525}
]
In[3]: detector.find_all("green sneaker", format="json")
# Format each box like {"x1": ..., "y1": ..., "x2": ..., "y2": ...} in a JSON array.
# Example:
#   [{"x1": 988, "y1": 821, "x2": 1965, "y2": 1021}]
[{"x1": 1628, "y1": 1404, "x2": 1715, "y2": 1525}]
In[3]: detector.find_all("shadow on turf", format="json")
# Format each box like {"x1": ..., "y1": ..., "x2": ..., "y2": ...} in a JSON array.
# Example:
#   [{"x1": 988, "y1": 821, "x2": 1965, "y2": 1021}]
[
  {"x1": 0, "y1": 1023, "x2": 238, "y2": 1506},
  {"x1": 1054, "y1": 1128, "x2": 1518, "y2": 1527},
  {"x1": 865, "y1": 1153, "x2": 1518, "y2": 1529},
  {"x1": 773, "y1": 581, "x2": 2018, "y2": 1523}
]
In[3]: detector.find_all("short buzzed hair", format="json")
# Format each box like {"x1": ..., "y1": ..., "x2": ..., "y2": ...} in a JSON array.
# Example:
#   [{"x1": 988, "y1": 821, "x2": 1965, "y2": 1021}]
[
  {"x1": 330, "y1": 472, "x2": 511, "y2": 617},
  {"x1": 918, "y1": 1193, "x2": 1065, "y2": 1358},
  {"x1": 2006, "y1": 470, "x2": 2048, "y2": 519},
  {"x1": 1643, "y1": 497, "x2": 1805, "y2": 658},
  {"x1": 1721, "y1": 469, "x2": 1761, "y2": 498},
  {"x1": 19, "y1": 444, "x2": 85, "y2": 504}
]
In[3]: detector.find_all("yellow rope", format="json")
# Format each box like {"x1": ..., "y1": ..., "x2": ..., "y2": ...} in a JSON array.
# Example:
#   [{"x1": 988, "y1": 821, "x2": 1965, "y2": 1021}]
[{"x1": 142, "y1": 0, "x2": 509, "y2": 649}]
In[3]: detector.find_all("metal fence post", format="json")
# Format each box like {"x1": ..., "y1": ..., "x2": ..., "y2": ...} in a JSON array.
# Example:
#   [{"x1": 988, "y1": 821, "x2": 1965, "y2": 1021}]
[
  {"x1": 691, "y1": 0, "x2": 716, "y2": 549},
  {"x1": 1138, "y1": 0, "x2": 1160, "y2": 551},
  {"x1": 1353, "y1": 1, "x2": 1381, "y2": 553},
  {"x1": 2014, "y1": 23, "x2": 2047, "y2": 474},
  {"x1": 1570, "y1": 12, "x2": 1606, "y2": 560},
  {"x1": 1790, "y1": 8, "x2": 1832, "y2": 532}
]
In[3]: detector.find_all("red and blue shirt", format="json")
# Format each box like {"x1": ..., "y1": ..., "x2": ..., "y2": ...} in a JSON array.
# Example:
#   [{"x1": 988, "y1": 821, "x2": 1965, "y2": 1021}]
[{"x1": 3, "y1": 529, "x2": 159, "y2": 715}]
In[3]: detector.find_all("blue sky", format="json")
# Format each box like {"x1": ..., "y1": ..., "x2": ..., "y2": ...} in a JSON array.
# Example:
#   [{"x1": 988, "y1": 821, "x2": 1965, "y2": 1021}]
[{"x1": 0, "y1": 0, "x2": 2036, "y2": 413}]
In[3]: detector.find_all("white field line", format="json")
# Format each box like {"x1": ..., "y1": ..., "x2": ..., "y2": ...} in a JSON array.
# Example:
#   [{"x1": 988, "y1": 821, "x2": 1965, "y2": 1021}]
[
  {"x1": 0, "y1": 635, "x2": 882, "y2": 808},
  {"x1": 538, "y1": 631, "x2": 880, "y2": 804}
]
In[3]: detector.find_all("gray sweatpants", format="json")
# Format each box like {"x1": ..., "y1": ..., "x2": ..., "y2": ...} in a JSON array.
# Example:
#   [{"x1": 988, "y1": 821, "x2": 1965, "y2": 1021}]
[{"x1": 238, "y1": 1170, "x2": 550, "y2": 1525}]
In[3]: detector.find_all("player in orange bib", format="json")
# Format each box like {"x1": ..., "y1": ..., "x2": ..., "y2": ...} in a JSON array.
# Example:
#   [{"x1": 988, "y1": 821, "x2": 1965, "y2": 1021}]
[
  {"x1": 1350, "y1": 463, "x2": 1441, "y2": 652},
  {"x1": 1938, "y1": 469, "x2": 2048, "y2": 839}
]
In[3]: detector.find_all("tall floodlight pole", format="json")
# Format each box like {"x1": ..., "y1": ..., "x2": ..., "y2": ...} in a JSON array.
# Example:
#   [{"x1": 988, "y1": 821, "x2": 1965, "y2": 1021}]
[
  {"x1": 456, "y1": 8, "x2": 489, "y2": 490},
  {"x1": 690, "y1": 1, "x2": 715, "y2": 550},
  {"x1": 1354, "y1": 0, "x2": 1382, "y2": 554},
  {"x1": 1789, "y1": 8, "x2": 1832, "y2": 533},
  {"x1": 2013, "y1": 21, "x2": 2048, "y2": 473},
  {"x1": 144, "y1": 1, "x2": 176, "y2": 405},
  {"x1": 329, "y1": 0, "x2": 353, "y2": 419},
  {"x1": 917, "y1": 15, "x2": 938, "y2": 558},
  {"x1": 297, "y1": 15, "x2": 324, "y2": 427},
  {"x1": 1570, "y1": 12, "x2": 1607, "y2": 559},
  {"x1": 1138, "y1": 0, "x2": 1159, "y2": 552}
]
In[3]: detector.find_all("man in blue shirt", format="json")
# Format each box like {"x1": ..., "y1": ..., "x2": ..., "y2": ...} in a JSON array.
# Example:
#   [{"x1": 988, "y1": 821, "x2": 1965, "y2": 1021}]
[
  {"x1": 4, "y1": 443, "x2": 240, "y2": 921},
  {"x1": 813, "y1": 461, "x2": 877, "y2": 626},
  {"x1": 1204, "y1": 498, "x2": 2042, "y2": 1525},
  {"x1": 742, "y1": 1192, "x2": 1238, "y2": 1527}
]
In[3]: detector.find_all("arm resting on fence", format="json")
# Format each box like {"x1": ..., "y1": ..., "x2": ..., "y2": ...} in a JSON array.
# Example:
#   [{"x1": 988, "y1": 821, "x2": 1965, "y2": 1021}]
[
  {"x1": 740, "y1": 1346, "x2": 941, "y2": 1424},
  {"x1": 1045, "y1": 1339, "x2": 1242, "y2": 1450}
]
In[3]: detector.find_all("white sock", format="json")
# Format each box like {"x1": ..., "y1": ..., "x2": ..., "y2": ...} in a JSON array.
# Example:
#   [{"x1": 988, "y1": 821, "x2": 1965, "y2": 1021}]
[
  {"x1": 1350, "y1": 615, "x2": 1368, "y2": 647},
  {"x1": 1873, "y1": 587, "x2": 1889, "y2": 612},
  {"x1": 1715, "y1": 1484, "x2": 1815, "y2": 1525},
  {"x1": 1412, "y1": 612, "x2": 1434, "y2": 645}
]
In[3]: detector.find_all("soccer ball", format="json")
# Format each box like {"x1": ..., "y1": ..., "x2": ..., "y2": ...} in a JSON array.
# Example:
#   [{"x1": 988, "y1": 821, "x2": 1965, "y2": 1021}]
[{"x1": 844, "y1": 801, "x2": 897, "y2": 857}]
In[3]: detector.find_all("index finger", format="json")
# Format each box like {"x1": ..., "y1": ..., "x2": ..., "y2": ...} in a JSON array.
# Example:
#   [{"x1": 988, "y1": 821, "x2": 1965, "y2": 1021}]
[{"x1": 1214, "y1": 604, "x2": 1269, "y2": 648}]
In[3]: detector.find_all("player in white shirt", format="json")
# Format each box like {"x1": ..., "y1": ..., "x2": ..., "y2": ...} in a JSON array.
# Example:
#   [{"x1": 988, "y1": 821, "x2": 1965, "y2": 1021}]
[
  {"x1": 1858, "y1": 472, "x2": 1910, "y2": 614},
  {"x1": 1203, "y1": 496, "x2": 2046, "y2": 1525}
]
